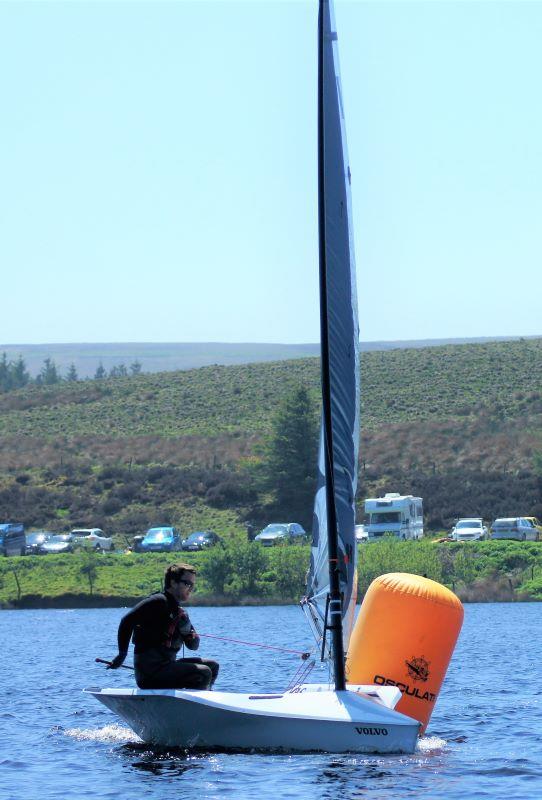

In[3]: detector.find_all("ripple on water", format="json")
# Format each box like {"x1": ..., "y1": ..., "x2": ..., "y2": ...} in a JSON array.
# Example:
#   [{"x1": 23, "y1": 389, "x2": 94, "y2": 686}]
[
  {"x1": 416, "y1": 736, "x2": 447, "y2": 752},
  {"x1": 62, "y1": 723, "x2": 142, "y2": 744},
  {"x1": 59, "y1": 726, "x2": 447, "y2": 757}
]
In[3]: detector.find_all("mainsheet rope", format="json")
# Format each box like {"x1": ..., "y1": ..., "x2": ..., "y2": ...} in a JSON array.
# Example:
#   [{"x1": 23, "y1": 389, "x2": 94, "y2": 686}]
[
  {"x1": 199, "y1": 632, "x2": 310, "y2": 660},
  {"x1": 198, "y1": 633, "x2": 319, "y2": 692}
]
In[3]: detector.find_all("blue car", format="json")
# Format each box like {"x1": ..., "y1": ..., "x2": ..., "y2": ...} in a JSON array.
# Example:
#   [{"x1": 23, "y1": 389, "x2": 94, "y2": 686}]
[{"x1": 138, "y1": 526, "x2": 182, "y2": 552}]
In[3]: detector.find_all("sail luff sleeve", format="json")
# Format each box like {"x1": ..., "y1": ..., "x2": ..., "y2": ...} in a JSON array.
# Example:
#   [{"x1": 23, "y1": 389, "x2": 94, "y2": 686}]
[{"x1": 306, "y1": 0, "x2": 360, "y2": 656}]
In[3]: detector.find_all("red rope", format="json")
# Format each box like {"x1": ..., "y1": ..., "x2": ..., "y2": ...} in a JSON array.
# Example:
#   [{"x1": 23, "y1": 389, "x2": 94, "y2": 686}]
[{"x1": 199, "y1": 632, "x2": 309, "y2": 658}]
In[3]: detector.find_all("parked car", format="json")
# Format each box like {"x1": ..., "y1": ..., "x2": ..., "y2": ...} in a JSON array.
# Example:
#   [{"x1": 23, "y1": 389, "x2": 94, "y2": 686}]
[
  {"x1": 254, "y1": 523, "x2": 306, "y2": 546},
  {"x1": 0, "y1": 523, "x2": 26, "y2": 557},
  {"x1": 25, "y1": 531, "x2": 55, "y2": 555},
  {"x1": 138, "y1": 526, "x2": 182, "y2": 552},
  {"x1": 525, "y1": 517, "x2": 542, "y2": 539},
  {"x1": 490, "y1": 518, "x2": 539, "y2": 542},
  {"x1": 69, "y1": 528, "x2": 114, "y2": 551},
  {"x1": 355, "y1": 524, "x2": 368, "y2": 543},
  {"x1": 40, "y1": 534, "x2": 74, "y2": 555},
  {"x1": 450, "y1": 518, "x2": 488, "y2": 542},
  {"x1": 181, "y1": 531, "x2": 221, "y2": 551}
]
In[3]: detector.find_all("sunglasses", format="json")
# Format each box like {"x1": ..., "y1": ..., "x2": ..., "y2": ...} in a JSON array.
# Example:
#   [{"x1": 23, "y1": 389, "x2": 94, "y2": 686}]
[{"x1": 179, "y1": 578, "x2": 195, "y2": 590}]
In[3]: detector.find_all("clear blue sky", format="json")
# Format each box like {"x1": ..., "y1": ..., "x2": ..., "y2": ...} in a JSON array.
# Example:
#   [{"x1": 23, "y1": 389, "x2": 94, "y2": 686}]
[{"x1": 1, "y1": 1, "x2": 541, "y2": 345}]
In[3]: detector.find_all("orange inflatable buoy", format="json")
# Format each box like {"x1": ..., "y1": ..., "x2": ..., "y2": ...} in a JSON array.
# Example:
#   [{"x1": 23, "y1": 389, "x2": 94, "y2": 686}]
[{"x1": 346, "y1": 573, "x2": 463, "y2": 733}]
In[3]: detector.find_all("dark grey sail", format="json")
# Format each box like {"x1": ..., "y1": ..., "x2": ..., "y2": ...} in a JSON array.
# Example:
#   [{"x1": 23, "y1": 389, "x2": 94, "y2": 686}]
[{"x1": 304, "y1": 0, "x2": 360, "y2": 669}]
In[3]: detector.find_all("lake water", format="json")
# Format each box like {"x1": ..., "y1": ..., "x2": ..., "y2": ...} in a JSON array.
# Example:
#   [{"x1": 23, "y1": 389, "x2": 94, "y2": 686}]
[{"x1": 1, "y1": 603, "x2": 540, "y2": 800}]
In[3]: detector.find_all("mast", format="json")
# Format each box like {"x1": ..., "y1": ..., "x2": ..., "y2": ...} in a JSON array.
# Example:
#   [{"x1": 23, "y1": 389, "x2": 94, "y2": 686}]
[{"x1": 317, "y1": 0, "x2": 346, "y2": 692}]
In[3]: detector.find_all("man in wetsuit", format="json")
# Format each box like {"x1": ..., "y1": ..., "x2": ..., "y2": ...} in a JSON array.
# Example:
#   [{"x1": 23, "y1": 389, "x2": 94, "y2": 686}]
[{"x1": 108, "y1": 563, "x2": 219, "y2": 690}]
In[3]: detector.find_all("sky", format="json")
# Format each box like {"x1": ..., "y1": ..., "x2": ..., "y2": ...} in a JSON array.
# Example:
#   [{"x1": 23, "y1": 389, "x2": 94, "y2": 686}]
[{"x1": 1, "y1": 0, "x2": 541, "y2": 346}]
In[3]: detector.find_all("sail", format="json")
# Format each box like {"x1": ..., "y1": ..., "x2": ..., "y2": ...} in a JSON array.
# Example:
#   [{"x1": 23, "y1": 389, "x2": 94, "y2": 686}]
[{"x1": 305, "y1": 0, "x2": 360, "y2": 657}]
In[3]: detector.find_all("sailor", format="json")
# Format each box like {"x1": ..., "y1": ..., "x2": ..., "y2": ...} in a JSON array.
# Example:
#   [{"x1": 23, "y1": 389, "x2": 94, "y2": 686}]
[{"x1": 108, "y1": 562, "x2": 219, "y2": 690}]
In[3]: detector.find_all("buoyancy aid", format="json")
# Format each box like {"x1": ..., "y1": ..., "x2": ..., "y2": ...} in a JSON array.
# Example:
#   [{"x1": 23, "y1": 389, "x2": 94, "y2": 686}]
[
  {"x1": 130, "y1": 592, "x2": 194, "y2": 654},
  {"x1": 165, "y1": 604, "x2": 192, "y2": 649}
]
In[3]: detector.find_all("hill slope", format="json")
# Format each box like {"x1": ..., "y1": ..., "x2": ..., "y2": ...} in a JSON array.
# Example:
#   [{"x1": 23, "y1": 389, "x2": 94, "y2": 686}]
[
  {"x1": 0, "y1": 336, "x2": 537, "y2": 378},
  {"x1": 0, "y1": 338, "x2": 541, "y2": 534}
]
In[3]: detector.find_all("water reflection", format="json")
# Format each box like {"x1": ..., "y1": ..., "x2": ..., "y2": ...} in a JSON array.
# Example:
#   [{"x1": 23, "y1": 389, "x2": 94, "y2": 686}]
[
  {"x1": 315, "y1": 757, "x2": 396, "y2": 798},
  {"x1": 122, "y1": 744, "x2": 207, "y2": 777},
  {"x1": 130, "y1": 758, "x2": 203, "y2": 777}
]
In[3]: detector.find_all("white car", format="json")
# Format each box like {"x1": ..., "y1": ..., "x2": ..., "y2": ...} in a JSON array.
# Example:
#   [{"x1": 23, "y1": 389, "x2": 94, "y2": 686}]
[
  {"x1": 450, "y1": 518, "x2": 488, "y2": 542},
  {"x1": 69, "y1": 528, "x2": 113, "y2": 551},
  {"x1": 355, "y1": 524, "x2": 368, "y2": 543}
]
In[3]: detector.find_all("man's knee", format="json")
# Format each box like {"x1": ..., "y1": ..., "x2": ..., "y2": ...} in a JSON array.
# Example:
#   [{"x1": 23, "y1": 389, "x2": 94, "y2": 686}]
[
  {"x1": 195, "y1": 664, "x2": 212, "y2": 689},
  {"x1": 208, "y1": 660, "x2": 219, "y2": 682}
]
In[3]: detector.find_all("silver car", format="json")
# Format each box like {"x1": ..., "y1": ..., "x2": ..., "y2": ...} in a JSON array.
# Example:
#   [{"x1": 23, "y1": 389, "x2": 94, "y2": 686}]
[
  {"x1": 490, "y1": 518, "x2": 539, "y2": 541},
  {"x1": 41, "y1": 534, "x2": 74, "y2": 554},
  {"x1": 254, "y1": 523, "x2": 306, "y2": 546}
]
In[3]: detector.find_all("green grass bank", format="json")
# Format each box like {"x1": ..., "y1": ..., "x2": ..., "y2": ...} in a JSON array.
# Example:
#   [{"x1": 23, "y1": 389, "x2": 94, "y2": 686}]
[{"x1": 2, "y1": 539, "x2": 541, "y2": 609}]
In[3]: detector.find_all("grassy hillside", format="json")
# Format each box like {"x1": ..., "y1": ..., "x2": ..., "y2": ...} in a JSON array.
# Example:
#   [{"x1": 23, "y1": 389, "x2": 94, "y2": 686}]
[
  {"x1": 0, "y1": 339, "x2": 541, "y2": 439},
  {"x1": 0, "y1": 338, "x2": 541, "y2": 536}
]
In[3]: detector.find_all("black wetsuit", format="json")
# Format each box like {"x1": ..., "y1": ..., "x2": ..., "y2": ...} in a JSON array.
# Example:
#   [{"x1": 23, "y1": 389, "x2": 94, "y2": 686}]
[{"x1": 116, "y1": 591, "x2": 219, "y2": 690}]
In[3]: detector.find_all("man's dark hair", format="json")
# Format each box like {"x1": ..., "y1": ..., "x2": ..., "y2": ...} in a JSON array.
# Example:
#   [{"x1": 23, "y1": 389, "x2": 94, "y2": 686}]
[{"x1": 164, "y1": 563, "x2": 196, "y2": 589}]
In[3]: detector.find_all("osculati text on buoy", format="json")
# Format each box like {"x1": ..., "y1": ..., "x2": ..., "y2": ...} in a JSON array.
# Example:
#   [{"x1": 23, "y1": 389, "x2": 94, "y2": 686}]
[{"x1": 373, "y1": 675, "x2": 437, "y2": 703}]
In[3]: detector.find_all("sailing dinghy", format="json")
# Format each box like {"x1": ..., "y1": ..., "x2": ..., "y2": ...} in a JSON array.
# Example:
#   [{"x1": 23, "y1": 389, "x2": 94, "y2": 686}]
[{"x1": 86, "y1": 0, "x2": 421, "y2": 753}]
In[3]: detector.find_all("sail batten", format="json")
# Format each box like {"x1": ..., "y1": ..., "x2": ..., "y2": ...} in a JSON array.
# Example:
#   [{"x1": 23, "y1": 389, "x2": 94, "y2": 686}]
[{"x1": 305, "y1": 0, "x2": 360, "y2": 671}]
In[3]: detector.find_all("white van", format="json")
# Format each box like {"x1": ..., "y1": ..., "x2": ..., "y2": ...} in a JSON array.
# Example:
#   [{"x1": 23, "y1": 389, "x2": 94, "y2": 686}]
[{"x1": 364, "y1": 493, "x2": 424, "y2": 541}]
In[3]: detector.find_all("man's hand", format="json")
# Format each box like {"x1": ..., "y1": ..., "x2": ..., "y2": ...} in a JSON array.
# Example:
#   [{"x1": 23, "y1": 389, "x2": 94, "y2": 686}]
[
  {"x1": 184, "y1": 628, "x2": 200, "y2": 650},
  {"x1": 107, "y1": 651, "x2": 127, "y2": 669}
]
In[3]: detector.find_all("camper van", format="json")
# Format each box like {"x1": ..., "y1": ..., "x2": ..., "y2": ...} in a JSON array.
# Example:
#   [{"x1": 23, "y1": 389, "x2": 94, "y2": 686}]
[{"x1": 364, "y1": 493, "x2": 424, "y2": 541}]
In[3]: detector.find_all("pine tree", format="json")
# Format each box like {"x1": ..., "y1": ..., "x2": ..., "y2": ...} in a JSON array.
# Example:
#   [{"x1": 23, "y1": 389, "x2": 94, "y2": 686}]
[
  {"x1": 40, "y1": 357, "x2": 60, "y2": 385},
  {"x1": 130, "y1": 360, "x2": 142, "y2": 376},
  {"x1": 261, "y1": 386, "x2": 319, "y2": 524},
  {"x1": 94, "y1": 362, "x2": 106, "y2": 380},
  {"x1": 109, "y1": 363, "x2": 127, "y2": 378},
  {"x1": 11, "y1": 356, "x2": 30, "y2": 389},
  {"x1": 66, "y1": 363, "x2": 78, "y2": 382},
  {"x1": 0, "y1": 353, "x2": 9, "y2": 391}
]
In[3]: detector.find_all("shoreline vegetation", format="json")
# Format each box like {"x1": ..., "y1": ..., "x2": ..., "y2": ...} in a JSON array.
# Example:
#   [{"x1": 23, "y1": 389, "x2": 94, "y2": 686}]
[{"x1": 1, "y1": 539, "x2": 541, "y2": 610}]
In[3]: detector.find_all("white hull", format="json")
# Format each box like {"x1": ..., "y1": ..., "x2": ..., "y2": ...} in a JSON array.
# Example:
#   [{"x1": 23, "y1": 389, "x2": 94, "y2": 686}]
[{"x1": 85, "y1": 684, "x2": 420, "y2": 754}]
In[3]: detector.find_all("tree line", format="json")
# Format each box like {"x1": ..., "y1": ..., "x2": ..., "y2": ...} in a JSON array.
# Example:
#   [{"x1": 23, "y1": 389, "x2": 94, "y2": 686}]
[{"x1": 0, "y1": 352, "x2": 143, "y2": 392}]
